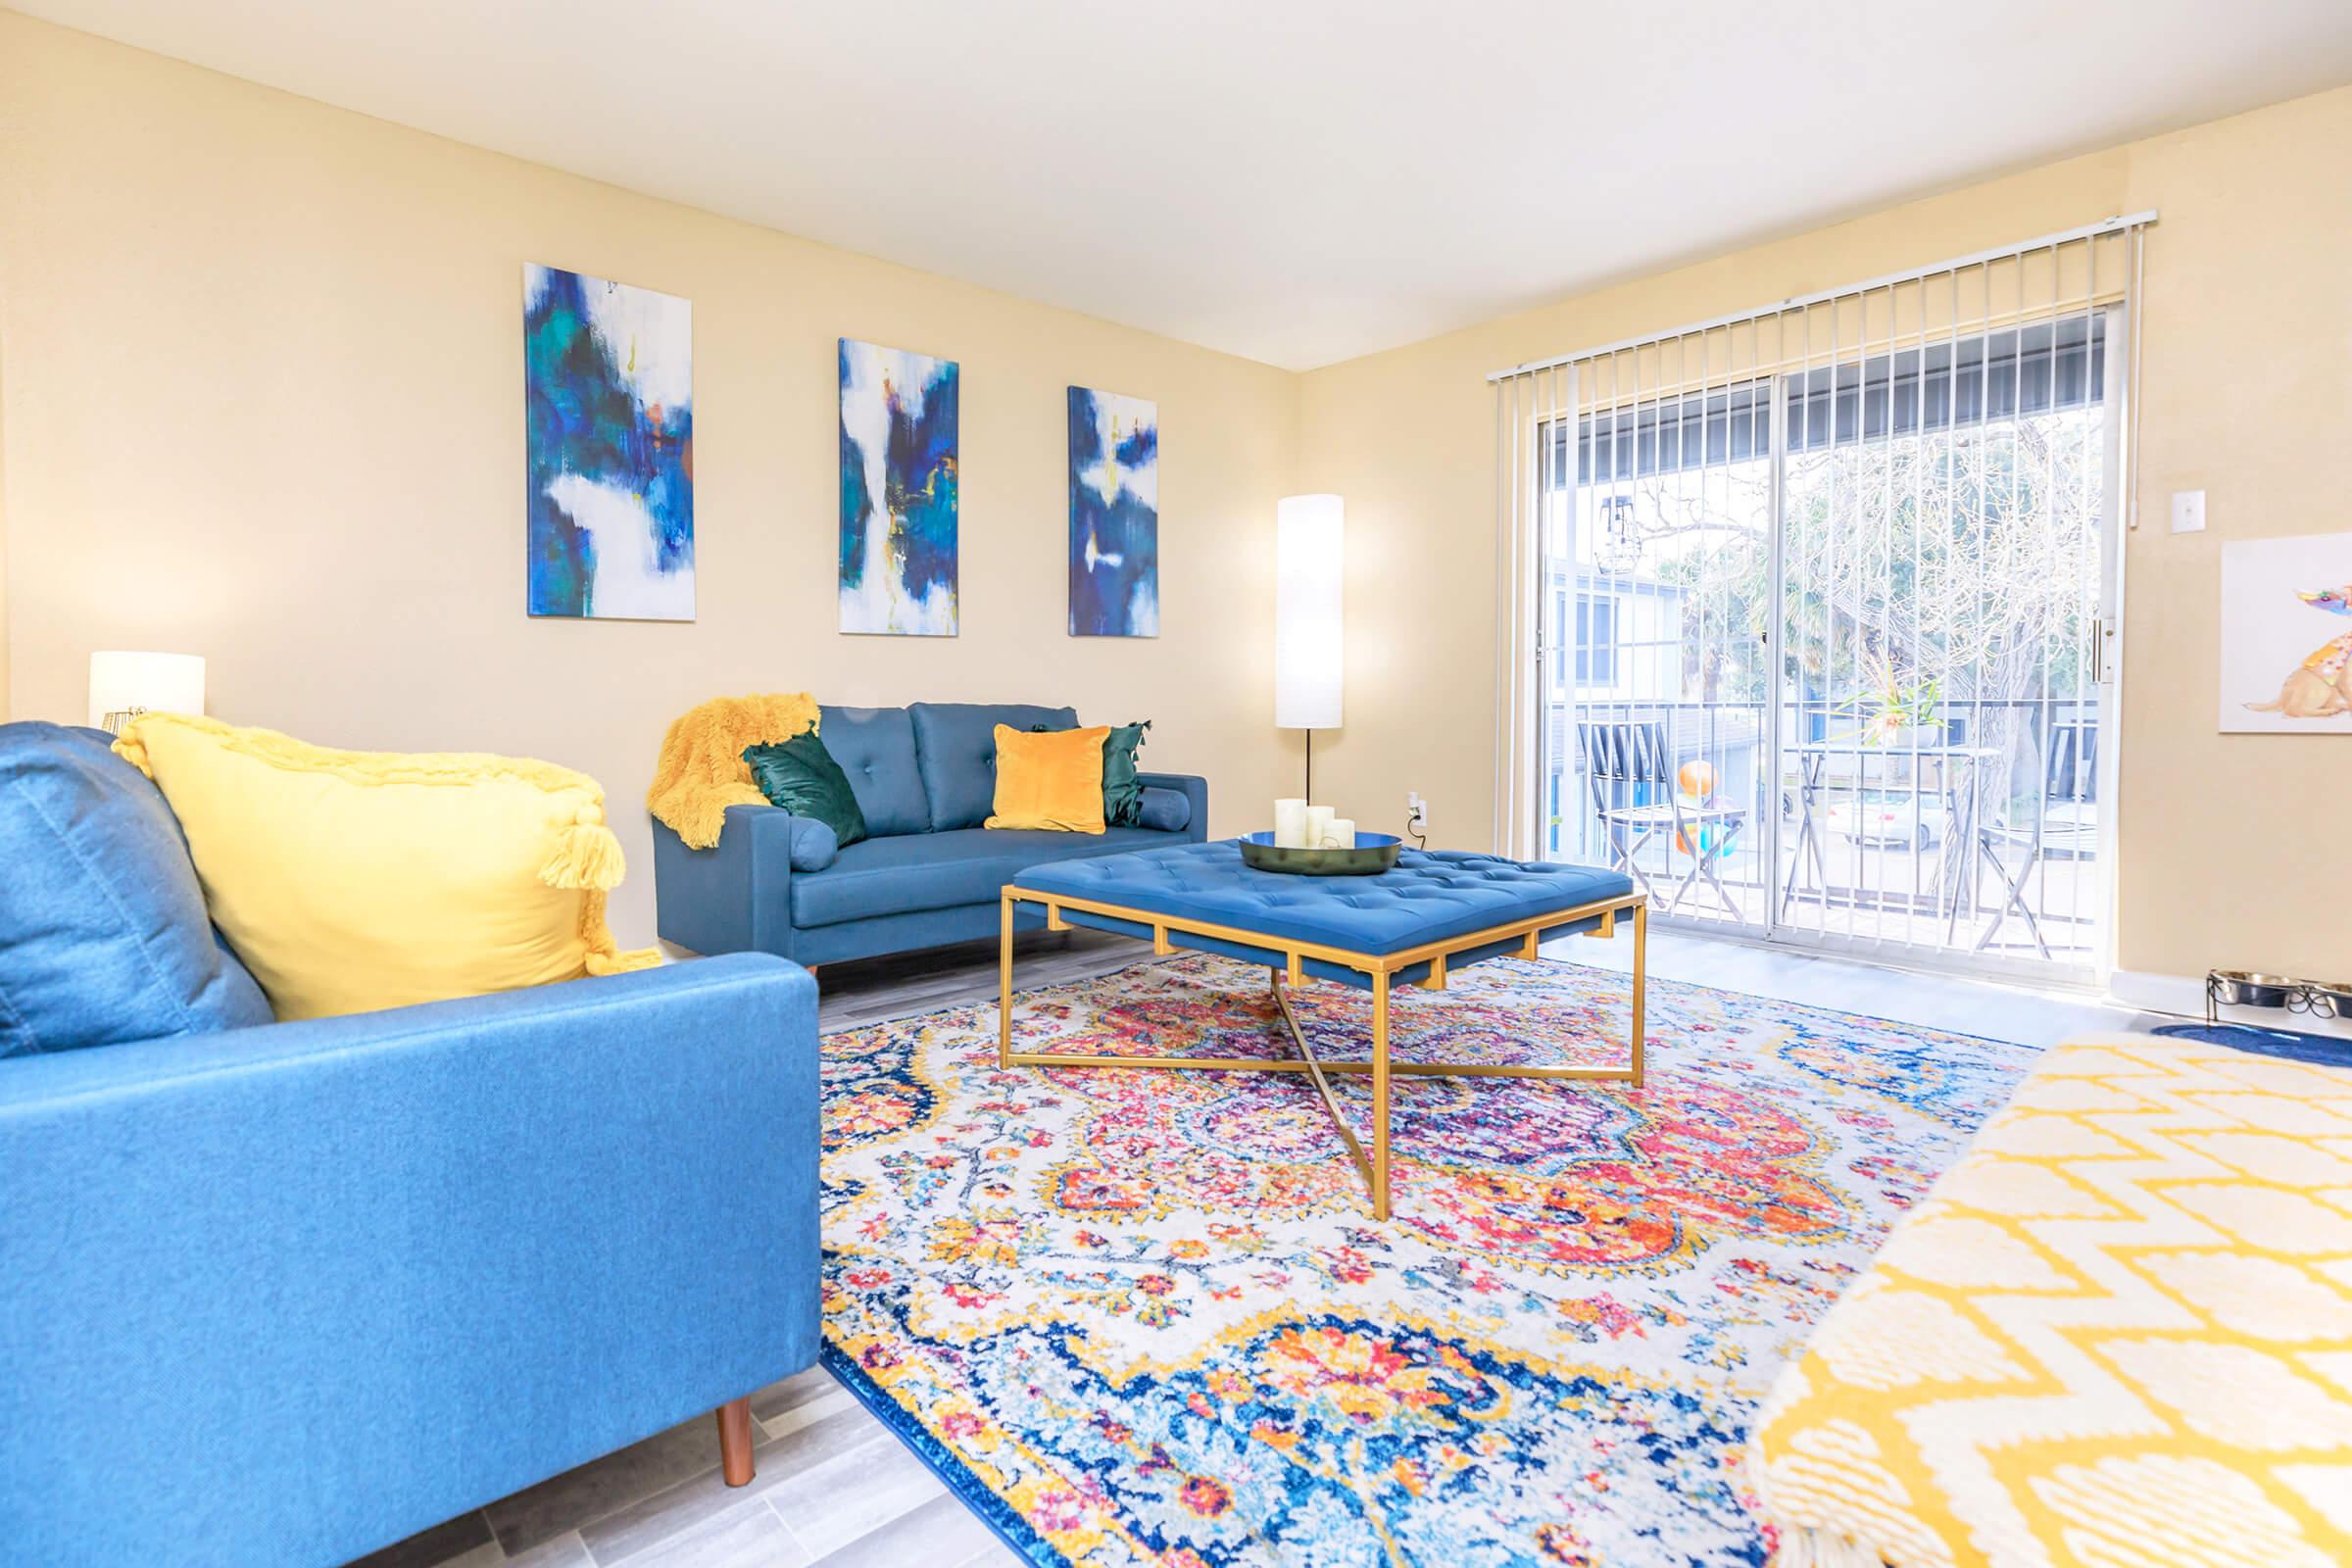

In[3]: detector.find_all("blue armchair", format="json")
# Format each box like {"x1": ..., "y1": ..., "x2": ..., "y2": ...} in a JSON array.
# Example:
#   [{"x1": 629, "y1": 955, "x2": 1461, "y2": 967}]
[
  {"x1": 0, "y1": 723, "x2": 821, "y2": 1567},
  {"x1": 655, "y1": 703, "x2": 1209, "y2": 966}
]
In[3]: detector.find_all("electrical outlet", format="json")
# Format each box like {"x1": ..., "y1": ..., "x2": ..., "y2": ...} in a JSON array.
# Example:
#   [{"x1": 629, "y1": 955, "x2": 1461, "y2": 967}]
[{"x1": 1405, "y1": 791, "x2": 1428, "y2": 840}]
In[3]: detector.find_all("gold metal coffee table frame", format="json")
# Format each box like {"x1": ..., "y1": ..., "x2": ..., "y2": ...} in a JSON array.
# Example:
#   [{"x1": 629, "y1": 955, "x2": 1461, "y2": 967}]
[{"x1": 998, "y1": 886, "x2": 1646, "y2": 1219}]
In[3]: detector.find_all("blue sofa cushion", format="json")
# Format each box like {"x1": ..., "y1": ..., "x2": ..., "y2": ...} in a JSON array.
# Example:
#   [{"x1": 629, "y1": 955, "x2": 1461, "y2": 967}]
[
  {"x1": 818, "y1": 706, "x2": 929, "y2": 837},
  {"x1": 1136, "y1": 785, "x2": 1193, "y2": 834},
  {"x1": 0, "y1": 721, "x2": 272, "y2": 1056},
  {"x1": 791, "y1": 825, "x2": 1170, "y2": 927},
  {"x1": 909, "y1": 703, "x2": 1077, "y2": 831}
]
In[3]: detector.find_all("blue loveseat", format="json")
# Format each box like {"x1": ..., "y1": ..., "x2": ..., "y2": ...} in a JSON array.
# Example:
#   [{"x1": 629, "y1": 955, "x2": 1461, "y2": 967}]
[
  {"x1": 0, "y1": 723, "x2": 820, "y2": 1568},
  {"x1": 653, "y1": 702, "x2": 1208, "y2": 966}
]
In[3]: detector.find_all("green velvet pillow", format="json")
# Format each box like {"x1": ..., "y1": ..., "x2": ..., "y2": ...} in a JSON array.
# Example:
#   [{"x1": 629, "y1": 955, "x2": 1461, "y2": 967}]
[
  {"x1": 1031, "y1": 719, "x2": 1150, "y2": 825},
  {"x1": 1102, "y1": 721, "x2": 1152, "y2": 827},
  {"x1": 743, "y1": 734, "x2": 868, "y2": 850}
]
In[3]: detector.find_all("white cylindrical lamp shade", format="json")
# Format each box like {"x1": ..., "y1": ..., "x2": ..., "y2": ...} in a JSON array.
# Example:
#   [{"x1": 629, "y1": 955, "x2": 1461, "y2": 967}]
[
  {"x1": 1275, "y1": 494, "x2": 1344, "y2": 730},
  {"x1": 88, "y1": 651, "x2": 206, "y2": 730}
]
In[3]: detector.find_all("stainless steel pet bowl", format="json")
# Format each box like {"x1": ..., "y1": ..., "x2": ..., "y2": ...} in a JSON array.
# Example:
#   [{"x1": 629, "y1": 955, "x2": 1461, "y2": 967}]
[
  {"x1": 2208, "y1": 970, "x2": 2300, "y2": 1009},
  {"x1": 2304, "y1": 980, "x2": 2352, "y2": 1018}
]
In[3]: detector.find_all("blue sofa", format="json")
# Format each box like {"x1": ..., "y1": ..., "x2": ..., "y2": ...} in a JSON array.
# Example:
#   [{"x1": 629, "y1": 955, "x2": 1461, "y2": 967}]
[
  {"x1": 654, "y1": 702, "x2": 1209, "y2": 965},
  {"x1": 0, "y1": 723, "x2": 821, "y2": 1568}
]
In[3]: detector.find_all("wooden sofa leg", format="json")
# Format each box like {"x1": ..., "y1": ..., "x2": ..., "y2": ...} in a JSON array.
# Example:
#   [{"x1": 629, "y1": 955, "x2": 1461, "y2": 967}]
[{"x1": 716, "y1": 1396, "x2": 755, "y2": 1487}]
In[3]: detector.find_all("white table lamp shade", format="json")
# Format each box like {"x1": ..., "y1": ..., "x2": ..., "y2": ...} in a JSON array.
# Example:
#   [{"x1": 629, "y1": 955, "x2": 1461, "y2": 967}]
[
  {"x1": 88, "y1": 652, "x2": 206, "y2": 729},
  {"x1": 1275, "y1": 494, "x2": 1344, "y2": 730}
]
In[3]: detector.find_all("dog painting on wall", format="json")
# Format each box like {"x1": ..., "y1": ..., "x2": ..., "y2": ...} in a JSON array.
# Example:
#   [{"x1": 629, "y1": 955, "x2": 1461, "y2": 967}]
[
  {"x1": 2220, "y1": 532, "x2": 2352, "y2": 733},
  {"x1": 2244, "y1": 584, "x2": 2352, "y2": 718}
]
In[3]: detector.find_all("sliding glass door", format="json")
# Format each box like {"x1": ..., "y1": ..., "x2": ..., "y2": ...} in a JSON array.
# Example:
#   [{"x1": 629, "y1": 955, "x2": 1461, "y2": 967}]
[
  {"x1": 1537, "y1": 256, "x2": 2126, "y2": 983},
  {"x1": 1542, "y1": 370, "x2": 1777, "y2": 927},
  {"x1": 1771, "y1": 312, "x2": 2115, "y2": 973}
]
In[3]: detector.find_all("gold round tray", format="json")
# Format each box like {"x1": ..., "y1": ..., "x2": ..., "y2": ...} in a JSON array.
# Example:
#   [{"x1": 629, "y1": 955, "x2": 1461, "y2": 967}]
[{"x1": 1238, "y1": 830, "x2": 1402, "y2": 876}]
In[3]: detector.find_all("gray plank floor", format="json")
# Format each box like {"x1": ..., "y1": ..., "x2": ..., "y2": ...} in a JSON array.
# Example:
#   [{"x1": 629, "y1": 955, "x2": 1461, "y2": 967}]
[{"x1": 351, "y1": 926, "x2": 2175, "y2": 1568}]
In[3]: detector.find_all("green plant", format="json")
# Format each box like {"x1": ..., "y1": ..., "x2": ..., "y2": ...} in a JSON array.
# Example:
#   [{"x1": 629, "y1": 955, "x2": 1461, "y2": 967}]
[{"x1": 1840, "y1": 652, "x2": 1942, "y2": 746}]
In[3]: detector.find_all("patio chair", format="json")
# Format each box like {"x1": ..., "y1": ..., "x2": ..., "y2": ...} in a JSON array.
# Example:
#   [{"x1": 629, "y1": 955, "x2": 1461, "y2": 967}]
[
  {"x1": 1973, "y1": 720, "x2": 2097, "y2": 958},
  {"x1": 1577, "y1": 720, "x2": 1747, "y2": 916}
]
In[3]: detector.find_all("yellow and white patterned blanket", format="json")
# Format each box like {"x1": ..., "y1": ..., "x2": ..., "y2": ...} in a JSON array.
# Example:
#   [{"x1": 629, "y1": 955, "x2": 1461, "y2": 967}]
[{"x1": 1750, "y1": 1032, "x2": 2352, "y2": 1567}]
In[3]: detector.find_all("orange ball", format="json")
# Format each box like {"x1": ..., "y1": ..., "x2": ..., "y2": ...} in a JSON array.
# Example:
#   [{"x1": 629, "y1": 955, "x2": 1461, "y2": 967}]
[{"x1": 1677, "y1": 759, "x2": 1716, "y2": 799}]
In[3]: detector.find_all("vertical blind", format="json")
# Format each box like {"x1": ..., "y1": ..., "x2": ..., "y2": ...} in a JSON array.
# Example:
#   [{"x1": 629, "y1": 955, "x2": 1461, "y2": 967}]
[
  {"x1": 1566, "y1": 316, "x2": 2108, "y2": 488},
  {"x1": 1488, "y1": 214, "x2": 2152, "y2": 939}
]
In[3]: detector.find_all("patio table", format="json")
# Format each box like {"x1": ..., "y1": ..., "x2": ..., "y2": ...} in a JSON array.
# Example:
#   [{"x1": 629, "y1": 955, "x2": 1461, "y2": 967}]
[{"x1": 1779, "y1": 741, "x2": 2008, "y2": 929}]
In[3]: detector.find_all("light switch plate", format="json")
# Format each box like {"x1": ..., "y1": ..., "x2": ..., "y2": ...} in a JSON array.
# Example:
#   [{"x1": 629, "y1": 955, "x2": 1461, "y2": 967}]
[{"x1": 2171, "y1": 490, "x2": 2207, "y2": 533}]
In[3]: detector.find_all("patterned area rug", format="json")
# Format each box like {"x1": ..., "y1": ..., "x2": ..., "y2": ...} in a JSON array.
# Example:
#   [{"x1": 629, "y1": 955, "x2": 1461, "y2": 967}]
[{"x1": 818, "y1": 953, "x2": 2036, "y2": 1566}]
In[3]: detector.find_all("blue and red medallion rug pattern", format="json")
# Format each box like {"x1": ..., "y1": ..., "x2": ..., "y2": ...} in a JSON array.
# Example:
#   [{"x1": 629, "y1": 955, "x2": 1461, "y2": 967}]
[{"x1": 819, "y1": 954, "x2": 2035, "y2": 1566}]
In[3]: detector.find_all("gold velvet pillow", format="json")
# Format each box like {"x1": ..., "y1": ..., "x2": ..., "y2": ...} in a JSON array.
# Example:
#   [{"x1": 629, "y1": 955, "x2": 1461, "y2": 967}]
[
  {"x1": 113, "y1": 713, "x2": 658, "y2": 1020},
  {"x1": 985, "y1": 724, "x2": 1109, "y2": 833}
]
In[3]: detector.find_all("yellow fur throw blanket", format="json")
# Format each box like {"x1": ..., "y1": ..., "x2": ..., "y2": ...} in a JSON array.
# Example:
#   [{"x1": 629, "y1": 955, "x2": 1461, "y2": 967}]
[{"x1": 646, "y1": 692, "x2": 822, "y2": 849}]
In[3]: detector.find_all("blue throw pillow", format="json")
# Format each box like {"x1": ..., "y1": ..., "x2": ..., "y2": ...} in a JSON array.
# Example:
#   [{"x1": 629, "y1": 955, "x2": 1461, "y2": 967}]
[
  {"x1": 0, "y1": 722, "x2": 272, "y2": 1055},
  {"x1": 1136, "y1": 786, "x2": 1193, "y2": 834},
  {"x1": 785, "y1": 814, "x2": 840, "y2": 872}
]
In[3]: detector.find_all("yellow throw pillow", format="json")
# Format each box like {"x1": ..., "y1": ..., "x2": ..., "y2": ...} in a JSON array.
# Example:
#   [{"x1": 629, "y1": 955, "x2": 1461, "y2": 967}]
[
  {"x1": 985, "y1": 724, "x2": 1109, "y2": 833},
  {"x1": 113, "y1": 714, "x2": 658, "y2": 1020}
]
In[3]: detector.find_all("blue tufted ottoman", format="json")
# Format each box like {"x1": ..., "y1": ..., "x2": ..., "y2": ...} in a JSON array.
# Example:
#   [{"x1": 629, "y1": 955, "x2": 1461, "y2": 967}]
[{"x1": 1001, "y1": 840, "x2": 1645, "y2": 1218}]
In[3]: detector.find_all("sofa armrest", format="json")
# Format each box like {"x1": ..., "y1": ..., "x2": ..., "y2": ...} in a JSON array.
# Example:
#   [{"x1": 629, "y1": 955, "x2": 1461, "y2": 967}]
[
  {"x1": 653, "y1": 803, "x2": 800, "y2": 958},
  {"x1": 0, "y1": 955, "x2": 819, "y2": 1567},
  {"x1": 1136, "y1": 771, "x2": 1209, "y2": 843}
]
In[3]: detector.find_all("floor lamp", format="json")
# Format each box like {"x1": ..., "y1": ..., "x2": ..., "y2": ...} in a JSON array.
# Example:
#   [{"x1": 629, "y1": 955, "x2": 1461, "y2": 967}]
[{"x1": 1276, "y1": 494, "x2": 1343, "y2": 797}]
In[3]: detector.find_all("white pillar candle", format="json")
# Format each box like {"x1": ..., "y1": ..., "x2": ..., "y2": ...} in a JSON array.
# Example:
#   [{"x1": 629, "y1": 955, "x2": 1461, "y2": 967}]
[
  {"x1": 1303, "y1": 806, "x2": 1336, "y2": 850},
  {"x1": 1327, "y1": 817, "x2": 1356, "y2": 849},
  {"x1": 1273, "y1": 798, "x2": 1307, "y2": 849}
]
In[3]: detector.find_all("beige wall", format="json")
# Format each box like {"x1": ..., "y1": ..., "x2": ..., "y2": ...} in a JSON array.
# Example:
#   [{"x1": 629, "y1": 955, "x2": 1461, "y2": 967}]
[
  {"x1": 1300, "y1": 84, "x2": 2352, "y2": 986},
  {"x1": 0, "y1": 13, "x2": 1298, "y2": 945}
]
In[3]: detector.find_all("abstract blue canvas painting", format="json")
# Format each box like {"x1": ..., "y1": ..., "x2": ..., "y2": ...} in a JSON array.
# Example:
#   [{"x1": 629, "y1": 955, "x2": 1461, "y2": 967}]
[
  {"x1": 840, "y1": 339, "x2": 958, "y2": 635},
  {"x1": 1068, "y1": 387, "x2": 1158, "y2": 637},
  {"x1": 523, "y1": 265, "x2": 693, "y2": 620}
]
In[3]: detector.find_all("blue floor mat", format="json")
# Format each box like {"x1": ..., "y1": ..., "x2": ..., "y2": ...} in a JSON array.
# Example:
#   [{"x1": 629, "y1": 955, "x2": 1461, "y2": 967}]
[{"x1": 2150, "y1": 1020, "x2": 2352, "y2": 1068}]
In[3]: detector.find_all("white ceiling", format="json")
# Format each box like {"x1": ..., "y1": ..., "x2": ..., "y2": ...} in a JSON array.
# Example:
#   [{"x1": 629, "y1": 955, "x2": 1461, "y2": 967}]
[{"x1": 19, "y1": 1, "x2": 2352, "y2": 368}]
